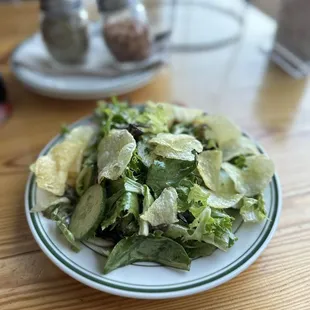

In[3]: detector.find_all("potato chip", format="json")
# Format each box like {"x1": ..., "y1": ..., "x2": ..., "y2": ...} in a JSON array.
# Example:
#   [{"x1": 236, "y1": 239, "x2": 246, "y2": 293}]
[
  {"x1": 240, "y1": 194, "x2": 266, "y2": 222},
  {"x1": 32, "y1": 126, "x2": 95, "y2": 196},
  {"x1": 221, "y1": 136, "x2": 259, "y2": 161},
  {"x1": 171, "y1": 105, "x2": 203, "y2": 123},
  {"x1": 147, "y1": 102, "x2": 203, "y2": 126},
  {"x1": 222, "y1": 155, "x2": 275, "y2": 197},
  {"x1": 197, "y1": 150, "x2": 222, "y2": 191},
  {"x1": 150, "y1": 133, "x2": 202, "y2": 151},
  {"x1": 195, "y1": 115, "x2": 241, "y2": 146},
  {"x1": 188, "y1": 176, "x2": 243, "y2": 209},
  {"x1": 150, "y1": 133, "x2": 203, "y2": 161},
  {"x1": 31, "y1": 156, "x2": 66, "y2": 196},
  {"x1": 207, "y1": 191, "x2": 243, "y2": 209},
  {"x1": 98, "y1": 129, "x2": 136, "y2": 181}
]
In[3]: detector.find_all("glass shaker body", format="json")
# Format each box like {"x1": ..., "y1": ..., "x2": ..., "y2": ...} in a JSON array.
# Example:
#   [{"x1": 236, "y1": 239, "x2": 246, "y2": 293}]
[
  {"x1": 99, "y1": 1, "x2": 152, "y2": 64},
  {"x1": 40, "y1": 0, "x2": 89, "y2": 65}
]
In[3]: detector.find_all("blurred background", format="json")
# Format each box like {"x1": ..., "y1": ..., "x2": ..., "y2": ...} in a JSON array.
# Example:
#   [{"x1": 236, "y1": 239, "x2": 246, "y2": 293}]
[
  {"x1": 1, "y1": 1, "x2": 310, "y2": 309},
  {"x1": 0, "y1": 0, "x2": 287, "y2": 113},
  {"x1": 1, "y1": 0, "x2": 309, "y2": 136}
]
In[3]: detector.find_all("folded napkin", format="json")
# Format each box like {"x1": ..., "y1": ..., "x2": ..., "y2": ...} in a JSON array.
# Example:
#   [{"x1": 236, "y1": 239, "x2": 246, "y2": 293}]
[{"x1": 13, "y1": 23, "x2": 167, "y2": 78}]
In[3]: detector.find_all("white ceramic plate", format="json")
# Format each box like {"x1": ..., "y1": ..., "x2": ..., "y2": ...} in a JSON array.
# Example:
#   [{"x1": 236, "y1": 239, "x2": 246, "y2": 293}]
[
  {"x1": 11, "y1": 34, "x2": 160, "y2": 100},
  {"x1": 25, "y1": 117, "x2": 282, "y2": 299}
]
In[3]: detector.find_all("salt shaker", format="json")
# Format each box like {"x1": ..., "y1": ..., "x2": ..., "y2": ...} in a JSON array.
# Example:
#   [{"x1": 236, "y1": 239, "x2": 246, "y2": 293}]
[
  {"x1": 40, "y1": 0, "x2": 89, "y2": 65},
  {"x1": 97, "y1": 0, "x2": 152, "y2": 64}
]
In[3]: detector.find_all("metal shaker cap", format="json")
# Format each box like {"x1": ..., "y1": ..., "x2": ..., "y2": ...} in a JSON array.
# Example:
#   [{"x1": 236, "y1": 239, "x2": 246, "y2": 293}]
[
  {"x1": 40, "y1": 0, "x2": 82, "y2": 13},
  {"x1": 97, "y1": 0, "x2": 128, "y2": 12}
]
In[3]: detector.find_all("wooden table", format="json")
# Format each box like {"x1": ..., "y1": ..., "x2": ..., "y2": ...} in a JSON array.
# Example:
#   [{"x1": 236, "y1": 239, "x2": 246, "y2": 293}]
[{"x1": 0, "y1": 2, "x2": 309, "y2": 309}]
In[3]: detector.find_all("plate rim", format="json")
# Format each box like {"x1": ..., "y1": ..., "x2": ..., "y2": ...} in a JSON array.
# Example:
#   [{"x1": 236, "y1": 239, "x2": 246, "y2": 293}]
[
  {"x1": 25, "y1": 115, "x2": 282, "y2": 299},
  {"x1": 10, "y1": 35, "x2": 160, "y2": 100}
]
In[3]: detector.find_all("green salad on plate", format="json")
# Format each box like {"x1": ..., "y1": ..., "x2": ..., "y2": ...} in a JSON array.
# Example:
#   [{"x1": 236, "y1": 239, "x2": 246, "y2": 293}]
[{"x1": 30, "y1": 100, "x2": 275, "y2": 274}]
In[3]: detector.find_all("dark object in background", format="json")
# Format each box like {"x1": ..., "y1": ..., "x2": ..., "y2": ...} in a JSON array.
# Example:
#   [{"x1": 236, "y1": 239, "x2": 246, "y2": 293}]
[
  {"x1": 272, "y1": 0, "x2": 310, "y2": 78},
  {"x1": 40, "y1": 0, "x2": 89, "y2": 65},
  {"x1": 0, "y1": 74, "x2": 11, "y2": 124},
  {"x1": 97, "y1": 0, "x2": 151, "y2": 63}
]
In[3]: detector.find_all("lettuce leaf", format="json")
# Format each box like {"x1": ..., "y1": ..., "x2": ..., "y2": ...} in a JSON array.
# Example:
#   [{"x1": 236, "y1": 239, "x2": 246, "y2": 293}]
[
  {"x1": 137, "y1": 102, "x2": 171, "y2": 134},
  {"x1": 188, "y1": 182, "x2": 243, "y2": 209},
  {"x1": 101, "y1": 192, "x2": 139, "y2": 230},
  {"x1": 95, "y1": 100, "x2": 140, "y2": 135},
  {"x1": 97, "y1": 129, "x2": 136, "y2": 181},
  {"x1": 187, "y1": 206, "x2": 237, "y2": 251},
  {"x1": 187, "y1": 184, "x2": 209, "y2": 205},
  {"x1": 115, "y1": 213, "x2": 139, "y2": 237},
  {"x1": 123, "y1": 177, "x2": 144, "y2": 195},
  {"x1": 240, "y1": 194, "x2": 266, "y2": 222},
  {"x1": 176, "y1": 179, "x2": 195, "y2": 212},
  {"x1": 230, "y1": 155, "x2": 247, "y2": 169},
  {"x1": 50, "y1": 206, "x2": 80, "y2": 252},
  {"x1": 139, "y1": 185, "x2": 154, "y2": 236},
  {"x1": 164, "y1": 224, "x2": 190, "y2": 239},
  {"x1": 56, "y1": 220, "x2": 81, "y2": 253},
  {"x1": 141, "y1": 187, "x2": 178, "y2": 226},
  {"x1": 105, "y1": 177, "x2": 143, "y2": 211},
  {"x1": 125, "y1": 149, "x2": 147, "y2": 183},
  {"x1": 165, "y1": 206, "x2": 236, "y2": 252},
  {"x1": 103, "y1": 235, "x2": 191, "y2": 274},
  {"x1": 182, "y1": 241, "x2": 216, "y2": 259},
  {"x1": 146, "y1": 158, "x2": 196, "y2": 197},
  {"x1": 169, "y1": 186, "x2": 237, "y2": 251}
]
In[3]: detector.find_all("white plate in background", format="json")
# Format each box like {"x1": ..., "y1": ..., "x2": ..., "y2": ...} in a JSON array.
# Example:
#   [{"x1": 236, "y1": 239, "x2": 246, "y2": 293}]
[{"x1": 11, "y1": 32, "x2": 162, "y2": 100}]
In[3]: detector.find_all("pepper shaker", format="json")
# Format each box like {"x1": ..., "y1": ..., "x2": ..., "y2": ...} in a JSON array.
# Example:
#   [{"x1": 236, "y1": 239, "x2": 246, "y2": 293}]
[
  {"x1": 40, "y1": 0, "x2": 89, "y2": 65},
  {"x1": 97, "y1": 0, "x2": 152, "y2": 64}
]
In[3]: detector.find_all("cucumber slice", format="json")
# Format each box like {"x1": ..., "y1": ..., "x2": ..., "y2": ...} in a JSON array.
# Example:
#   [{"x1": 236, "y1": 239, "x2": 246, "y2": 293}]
[{"x1": 69, "y1": 184, "x2": 106, "y2": 240}]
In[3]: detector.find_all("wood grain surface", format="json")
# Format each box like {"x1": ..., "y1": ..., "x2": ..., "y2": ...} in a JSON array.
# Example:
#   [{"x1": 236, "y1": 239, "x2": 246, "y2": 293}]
[{"x1": 0, "y1": 1, "x2": 309, "y2": 309}]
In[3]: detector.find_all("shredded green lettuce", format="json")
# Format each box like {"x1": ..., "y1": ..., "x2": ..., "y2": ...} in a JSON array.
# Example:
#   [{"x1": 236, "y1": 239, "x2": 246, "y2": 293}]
[
  {"x1": 137, "y1": 102, "x2": 171, "y2": 134},
  {"x1": 31, "y1": 101, "x2": 275, "y2": 274},
  {"x1": 139, "y1": 185, "x2": 154, "y2": 236},
  {"x1": 103, "y1": 236, "x2": 191, "y2": 274},
  {"x1": 240, "y1": 194, "x2": 267, "y2": 222},
  {"x1": 146, "y1": 158, "x2": 196, "y2": 197}
]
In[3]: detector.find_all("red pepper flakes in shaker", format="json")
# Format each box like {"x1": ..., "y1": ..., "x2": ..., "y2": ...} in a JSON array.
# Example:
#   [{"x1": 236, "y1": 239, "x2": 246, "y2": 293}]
[{"x1": 97, "y1": 0, "x2": 151, "y2": 63}]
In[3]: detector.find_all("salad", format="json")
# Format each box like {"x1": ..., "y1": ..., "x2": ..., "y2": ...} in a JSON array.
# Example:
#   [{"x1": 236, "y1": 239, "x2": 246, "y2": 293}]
[{"x1": 30, "y1": 100, "x2": 275, "y2": 274}]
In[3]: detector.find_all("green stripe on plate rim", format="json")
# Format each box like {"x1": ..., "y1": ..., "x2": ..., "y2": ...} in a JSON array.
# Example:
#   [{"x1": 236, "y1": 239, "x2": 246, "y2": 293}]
[{"x1": 26, "y1": 116, "x2": 280, "y2": 294}]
